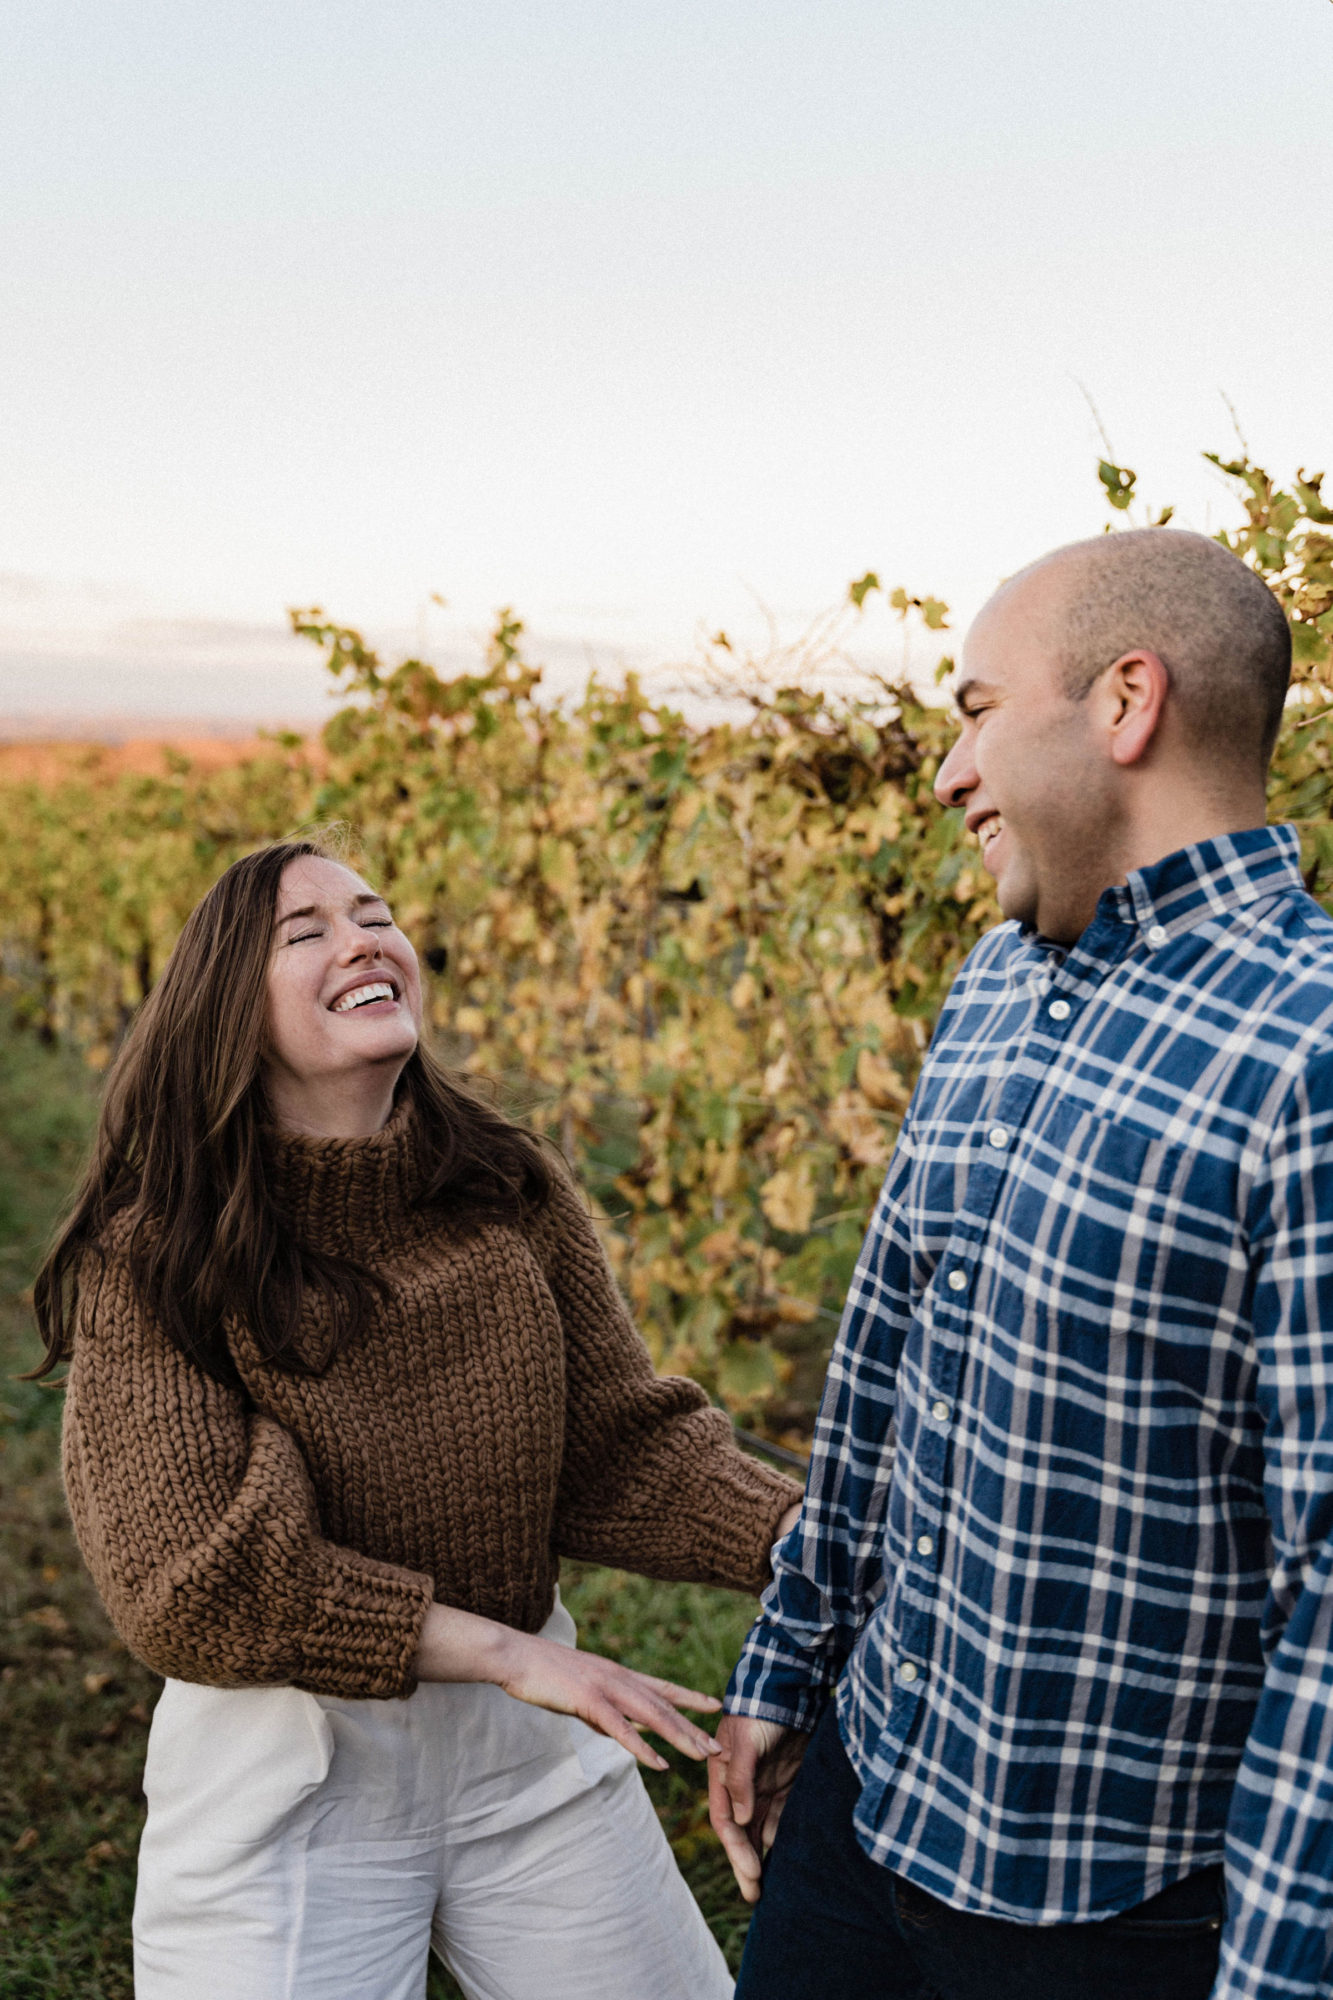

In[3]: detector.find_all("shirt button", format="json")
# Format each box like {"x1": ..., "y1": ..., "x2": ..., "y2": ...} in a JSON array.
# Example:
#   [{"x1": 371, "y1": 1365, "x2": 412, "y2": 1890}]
[
  {"x1": 897, "y1": 1660, "x2": 919, "y2": 1683},
  {"x1": 1146, "y1": 924, "x2": 1167, "y2": 947},
  {"x1": 946, "y1": 1269, "x2": 967, "y2": 1291},
  {"x1": 1048, "y1": 999, "x2": 1071, "y2": 1021},
  {"x1": 916, "y1": 1534, "x2": 934, "y2": 1556},
  {"x1": 988, "y1": 1126, "x2": 1010, "y2": 1149},
  {"x1": 931, "y1": 1398, "x2": 951, "y2": 1422}
]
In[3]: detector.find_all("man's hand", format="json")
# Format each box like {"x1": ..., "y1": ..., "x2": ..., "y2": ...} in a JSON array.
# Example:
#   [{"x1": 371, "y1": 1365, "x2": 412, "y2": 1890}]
[{"x1": 708, "y1": 1712, "x2": 811, "y2": 1903}]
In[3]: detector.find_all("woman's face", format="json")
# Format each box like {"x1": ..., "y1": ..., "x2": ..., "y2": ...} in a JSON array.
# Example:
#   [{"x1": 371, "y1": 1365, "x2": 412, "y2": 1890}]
[{"x1": 263, "y1": 856, "x2": 423, "y2": 1125}]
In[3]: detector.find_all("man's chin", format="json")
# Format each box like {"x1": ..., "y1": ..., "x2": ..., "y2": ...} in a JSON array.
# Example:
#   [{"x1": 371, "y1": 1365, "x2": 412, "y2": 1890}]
[{"x1": 994, "y1": 863, "x2": 1039, "y2": 931}]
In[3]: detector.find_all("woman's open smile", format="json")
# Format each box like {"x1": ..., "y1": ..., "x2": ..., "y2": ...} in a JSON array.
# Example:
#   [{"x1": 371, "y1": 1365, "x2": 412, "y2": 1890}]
[{"x1": 329, "y1": 975, "x2": 402, "y2": 1014}]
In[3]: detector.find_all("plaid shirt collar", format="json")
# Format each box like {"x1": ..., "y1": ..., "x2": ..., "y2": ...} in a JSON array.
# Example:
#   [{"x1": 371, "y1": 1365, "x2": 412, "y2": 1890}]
[{"x1": 1003, "y1": 821, "x2": 1304, "y2": 985}]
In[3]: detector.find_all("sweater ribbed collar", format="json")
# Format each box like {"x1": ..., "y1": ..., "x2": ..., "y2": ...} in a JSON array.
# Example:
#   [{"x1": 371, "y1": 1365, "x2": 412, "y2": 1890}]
[{"x1": 264, "y1": 1093, "x2": 427, "y2": 1258}]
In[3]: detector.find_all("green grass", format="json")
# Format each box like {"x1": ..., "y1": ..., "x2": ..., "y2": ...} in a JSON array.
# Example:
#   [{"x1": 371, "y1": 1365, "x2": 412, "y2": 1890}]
[{"x1": 0, "y1": 1025, "x2": 759, "y2": 1998}]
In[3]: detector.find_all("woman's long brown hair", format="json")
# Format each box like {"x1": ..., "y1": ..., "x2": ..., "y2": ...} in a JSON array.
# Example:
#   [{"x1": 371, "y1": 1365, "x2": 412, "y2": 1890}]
[{"x1": 31, "y1": 838, "x2": 552, "y2": 1384}]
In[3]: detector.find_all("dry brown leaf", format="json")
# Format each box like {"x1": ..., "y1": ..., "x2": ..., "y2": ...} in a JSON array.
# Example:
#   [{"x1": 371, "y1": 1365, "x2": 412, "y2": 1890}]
[
  {"x1": 762, "y1": 1050, "x2": 792, "y2": 1099},
  {"x1": 776, "y1": 1295, "x2": 818, "y2": 1323},
  {"x1": 856, "y1": 1047, "x2": 911, "y2": 1111},
  {"x1": 828, "y1": 1089, "x2": 892, "y2": 1168},
  {"x1": 760, "y1": 1165, "x2": 816, "y2": 1235}
]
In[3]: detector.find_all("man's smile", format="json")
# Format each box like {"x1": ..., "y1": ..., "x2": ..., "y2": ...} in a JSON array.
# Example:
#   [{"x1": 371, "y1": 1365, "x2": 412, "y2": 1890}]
[{"x1": 969, "y1": 810, "x2": 1006, "y2": 862}]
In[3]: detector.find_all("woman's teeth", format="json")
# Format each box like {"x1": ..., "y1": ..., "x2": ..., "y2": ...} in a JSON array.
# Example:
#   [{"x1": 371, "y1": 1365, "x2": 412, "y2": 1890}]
[
  {"x1": 980, "y1": 815, "x2": 1005, "y2": 853},
  {"x1": 332, "y1": 981, "x2": 396, "y2": 1013}
]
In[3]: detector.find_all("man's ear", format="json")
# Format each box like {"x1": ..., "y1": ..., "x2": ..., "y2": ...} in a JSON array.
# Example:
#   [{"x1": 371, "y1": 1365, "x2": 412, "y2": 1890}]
[{"x1": 1100, "y1": 649, "x2": 1169, "y2": 768}]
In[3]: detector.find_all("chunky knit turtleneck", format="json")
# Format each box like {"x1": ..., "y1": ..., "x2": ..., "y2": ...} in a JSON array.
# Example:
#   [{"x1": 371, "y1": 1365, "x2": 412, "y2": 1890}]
[
  {"x1": 62, "y1": 1105, "x2": 799, "y2": 1700},
  {"x1": 263, "y1": 1100, "x2": 431, "y2": 1256}
]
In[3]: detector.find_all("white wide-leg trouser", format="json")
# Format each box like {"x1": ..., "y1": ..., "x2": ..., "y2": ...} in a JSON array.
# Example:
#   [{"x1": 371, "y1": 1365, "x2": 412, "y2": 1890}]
[{"x1": 133, "y1": 1595, "x2": 734, "y2": 2000}]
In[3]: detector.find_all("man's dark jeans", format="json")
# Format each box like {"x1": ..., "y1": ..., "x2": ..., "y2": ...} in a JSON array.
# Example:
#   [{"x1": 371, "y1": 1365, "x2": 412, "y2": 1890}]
[{"x1": 734, "y1": 1705, "x2": 1224, "y2": 2000}]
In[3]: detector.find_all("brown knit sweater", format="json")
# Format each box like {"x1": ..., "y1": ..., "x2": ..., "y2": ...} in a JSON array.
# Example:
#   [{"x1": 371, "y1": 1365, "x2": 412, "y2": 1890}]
[{"x1": 61, "y1": 1103, "x2": 799, "y2": 1701}]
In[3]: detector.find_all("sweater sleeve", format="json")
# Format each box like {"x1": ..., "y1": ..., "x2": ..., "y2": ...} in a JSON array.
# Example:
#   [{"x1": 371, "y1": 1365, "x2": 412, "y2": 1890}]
[
  {"x1": 531, "y1": 1175, "x2": 803, "y2": 1594},
  {"x1": 60, "y1": 1244, "x2": 435, "y2": 1700}
]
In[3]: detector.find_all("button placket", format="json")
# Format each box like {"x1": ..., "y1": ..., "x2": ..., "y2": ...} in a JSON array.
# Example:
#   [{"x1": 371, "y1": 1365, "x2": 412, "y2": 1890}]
[
  {"x1": 890, "y1": 928, "x2": 1127, "y2": 1742},
  {"x1": 899, "y1": 989, "x2": 1053, "y2": 1716},
  {"x1": 893, "y1": 1378, "x2": 950, "y2": 1687}
]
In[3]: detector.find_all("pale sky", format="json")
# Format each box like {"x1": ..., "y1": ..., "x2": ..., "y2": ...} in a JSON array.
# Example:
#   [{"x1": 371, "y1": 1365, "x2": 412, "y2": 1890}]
[{"x1": 3, "y1": 0, "x2": 1331, "y2": 730}]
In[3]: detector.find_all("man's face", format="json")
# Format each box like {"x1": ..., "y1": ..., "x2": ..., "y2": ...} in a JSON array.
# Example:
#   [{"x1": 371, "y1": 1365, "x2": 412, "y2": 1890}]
[{"x1": 933, "y1": 570, "x2": 1119, "y2": 943}]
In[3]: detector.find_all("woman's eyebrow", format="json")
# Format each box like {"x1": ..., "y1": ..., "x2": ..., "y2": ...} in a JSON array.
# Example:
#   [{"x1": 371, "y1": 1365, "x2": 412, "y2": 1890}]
[{"x1": 274, "y1": 893, "x2": 387, "y2": 928}]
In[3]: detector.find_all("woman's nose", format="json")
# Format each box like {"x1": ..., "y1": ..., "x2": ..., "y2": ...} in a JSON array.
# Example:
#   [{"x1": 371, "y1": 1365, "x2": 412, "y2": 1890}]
[{"x1": 337, "y1": 922, "x2": 382, "y2": 960}]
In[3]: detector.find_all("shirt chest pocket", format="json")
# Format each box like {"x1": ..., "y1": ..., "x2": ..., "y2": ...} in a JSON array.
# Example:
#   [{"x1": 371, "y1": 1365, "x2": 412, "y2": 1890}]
[{"x1": 1010, "y1": 1098, "x2": 1237, "y2": 1337}]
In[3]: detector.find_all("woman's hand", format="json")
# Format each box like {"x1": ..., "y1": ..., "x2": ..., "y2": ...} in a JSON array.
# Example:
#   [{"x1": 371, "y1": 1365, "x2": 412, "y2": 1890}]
[
  {"x1": 494, "y1": 1629, "x2": 721, "y2": 1771},
  {"x1": 413, "y1": 1601, "x2": 721, "y2": 1771}
]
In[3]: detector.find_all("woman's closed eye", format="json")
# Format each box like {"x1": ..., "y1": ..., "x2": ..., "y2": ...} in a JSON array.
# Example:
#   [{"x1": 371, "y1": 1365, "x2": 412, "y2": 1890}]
[{"x1": 284, "y1": 918, "x2": 393, "y2": 944}]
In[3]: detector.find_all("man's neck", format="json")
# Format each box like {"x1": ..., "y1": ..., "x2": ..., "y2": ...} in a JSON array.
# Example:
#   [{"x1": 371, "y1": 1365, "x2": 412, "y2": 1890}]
[
  {"x1": 1037, "y1": 789, "x2": 1270, "y2": 946},
  {"x1": 1116, "y1": 778, "x2": 1269, "y2": 889}
]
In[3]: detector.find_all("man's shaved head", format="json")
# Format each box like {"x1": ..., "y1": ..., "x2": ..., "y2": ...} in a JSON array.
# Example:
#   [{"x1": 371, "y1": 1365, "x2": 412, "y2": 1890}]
[
  {"x1": 938, "y1": 527, "x2": 1286, "y2": 942},
  {"x1": 1004, "y1": 528, "x2": 1291, "y2": 772}
]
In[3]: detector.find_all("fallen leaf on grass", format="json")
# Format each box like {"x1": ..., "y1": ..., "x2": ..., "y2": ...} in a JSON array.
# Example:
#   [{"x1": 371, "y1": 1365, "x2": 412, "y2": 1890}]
[
  {"x1": 25, "y1": 1605, "x2": 70, "y2": 1637},
  {"x1": 83, "y1": 1840, "x2": 119, "y2": 1868},
  {"x1": 11, "y1": 1828, "x2": 38, "y2": 1854},
  {"x1": 83, "y1": 1670, "x2": 113, "y2": 1695},
  {"x1": 127, "y1": 1702, "x2": 151, "y2": 1725}
]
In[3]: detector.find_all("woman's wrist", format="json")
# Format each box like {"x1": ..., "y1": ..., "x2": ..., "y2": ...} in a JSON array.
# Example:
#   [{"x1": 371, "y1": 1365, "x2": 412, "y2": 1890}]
[{"x1": 414, "y1": 1600, "x2": 525, "y2": 1686}]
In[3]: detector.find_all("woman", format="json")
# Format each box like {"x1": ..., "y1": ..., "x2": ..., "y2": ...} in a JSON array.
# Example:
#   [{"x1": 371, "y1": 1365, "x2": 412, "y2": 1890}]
[{"x1": 34, "y1": 837, "x2": 802, "y2": 2000}]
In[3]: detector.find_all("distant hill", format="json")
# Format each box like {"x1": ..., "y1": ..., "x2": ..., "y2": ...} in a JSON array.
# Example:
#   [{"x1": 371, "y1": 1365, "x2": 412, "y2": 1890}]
[{"x1": 0, "y1": 732, "x2": 306, "y2": 783}]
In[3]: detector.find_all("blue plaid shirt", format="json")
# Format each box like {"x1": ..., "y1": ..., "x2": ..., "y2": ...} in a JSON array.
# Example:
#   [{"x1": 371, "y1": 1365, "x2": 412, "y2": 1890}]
[{"x1": 727, "y1": 825, "x2": 1333, "y2": 2000}]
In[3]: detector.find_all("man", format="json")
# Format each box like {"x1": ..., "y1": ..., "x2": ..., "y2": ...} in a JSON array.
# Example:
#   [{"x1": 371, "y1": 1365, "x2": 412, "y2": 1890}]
[{"x1": 711, "y1": 528, "x2": 1333, "y2": 2000}]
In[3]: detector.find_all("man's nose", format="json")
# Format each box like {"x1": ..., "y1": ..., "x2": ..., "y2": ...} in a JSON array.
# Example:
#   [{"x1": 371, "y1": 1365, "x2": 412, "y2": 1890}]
[{"x1": 933, "y1": 734, "x2": 976, "y2": 810}]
